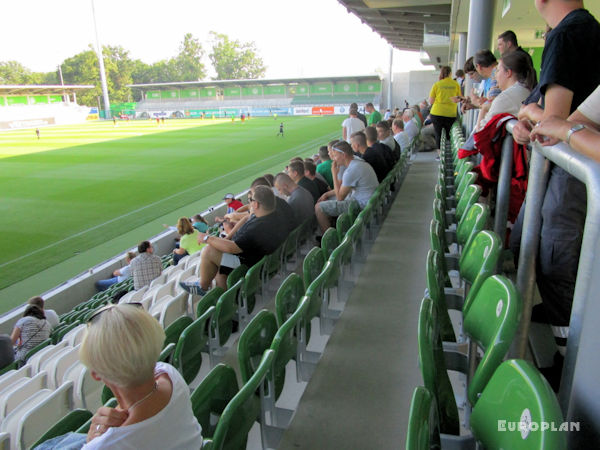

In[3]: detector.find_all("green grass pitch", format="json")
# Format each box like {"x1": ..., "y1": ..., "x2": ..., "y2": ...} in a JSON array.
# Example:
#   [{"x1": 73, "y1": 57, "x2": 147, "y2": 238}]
[{"x1": 0, "y1": 116, "x2": 340, "y2": 310}]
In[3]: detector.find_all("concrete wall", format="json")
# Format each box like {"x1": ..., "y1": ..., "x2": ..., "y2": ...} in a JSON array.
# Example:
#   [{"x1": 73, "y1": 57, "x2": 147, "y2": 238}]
[{"x1": 381, "y1": 70, "x2": 438, "y2": 110}]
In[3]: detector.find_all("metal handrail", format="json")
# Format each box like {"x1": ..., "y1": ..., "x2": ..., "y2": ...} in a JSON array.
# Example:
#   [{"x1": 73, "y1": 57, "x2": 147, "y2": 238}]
[{"x1": 502, "y1": 120, "x2": 600, "y2": 446}]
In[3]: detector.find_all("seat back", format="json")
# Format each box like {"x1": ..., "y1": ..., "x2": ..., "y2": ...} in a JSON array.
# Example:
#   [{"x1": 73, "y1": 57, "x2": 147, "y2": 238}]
[
  {"x1": 456, "y1": 202, "x2": 490, "y2": 249},
  {"x1": 302, "y1": 247, "x2": 326, "y2": 290},
  {"x1": 238, "y1": 310, "x2": 278, "y2": 385},
  {"x1": 348, "y1": 200, "x2": 360, "y2": 222},
  {"x1": 242, "y1": 257, "x2": 265, "y2": 316},
  {"x1": 275, "y1": 273, "x2": 305, "y2": 327},
  {"x1": 459, "y1": 230, "x2": 502, "y2": 315},
  {"x1": 16, "y1": 381, "x2": 73, "y2": 450},
  {"x1": 51, "y1": 345, "x2": 81, "y2": 389},
  {"x1": 264, "y1": 245, "x2": 283, "y2": 280},
  {"x1": 270, "y1": 297, "x2": 309, "y2": 400},
  {"x1": 426, "y1": 250, "x2": 456, "y2": 343},
  {"x1": 196, "y1": 287, "x2": 225, "y2": 319},
  {"x1": 455, "y1": 184, "x2": 482, "y2": 221},
  {"x1": 163, "y1": 315, "x2": 194, "y2": 348},
  {"x1": 208, "y1": 350, "x2": 274, "y2": 450},
  {"x1": 227, "y1": 265, "x2": 248, "y2": 289},
  {"x1": 456, "y1": 171, "x2": 478, "y2": 200},
  {"x1": 432, "y1": 198, "x2": 447, "y2": 231},
  {"x1": 417, "y1": 297, "x2": 459, "y2": 435},
  {"x1": 321, "y1": 228, "x2": 340, "y2": 259},
  {"x1": 470, "y1": 359, "x2": 566, "y2": 450},
  {"x1": 173, "y1": 306, "x2": 216, "y2": 384},
  {"x1": 0, "y1": 372, "x2": 47, "y2": 420},
  {"x1": 158, "y1": 291, "x2": 189, "y2": 329},
  {"x1": 406, "y1": 386, "x2": 440, "y2": 450},
  {"x1": 282, "y1": 225, "x2": 301, "y2": 263},
  {"x1": 212, "y1": 280, "x2": 243, "y2": 346},
  {"x1": 336, "y1": 212, "x2": 352, "y2": 242},
  {"x1": 23, "y1": 339, "x2": 52, "y2": 362},
  {"x1": 464, "y1": 275, "x2": 522, "y2": 405},
  {"x1": 190, "y1": 364, "x2": 239, "y2": 441}
]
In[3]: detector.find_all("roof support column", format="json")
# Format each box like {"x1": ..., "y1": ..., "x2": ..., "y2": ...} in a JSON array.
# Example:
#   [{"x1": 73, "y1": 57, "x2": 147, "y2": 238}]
[
  {"x1": 387, "y1": 46, "x2": 393, "y2": 110},
  {"x1": 456, "y1": 32, "x2": 468, "y2": 73},
  {"x1": 465, "y1": 0, "x2": 495, "y2": 59}
]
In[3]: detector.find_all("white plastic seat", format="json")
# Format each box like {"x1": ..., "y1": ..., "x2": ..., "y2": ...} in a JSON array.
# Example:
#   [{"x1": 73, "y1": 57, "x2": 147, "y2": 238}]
[
  {"x1": 0, "y1": 366, "x2": 31, "y2": 393},
  {"x1": 177, "y1": 254, "x2": 190, "y2": 268},
  {"x1": 27, "y1": 342, "x2": 68, "y2": 374},
  {"x1": 157, "y1": 291, "x2": 189, "y2": 328},
  {"x1": 1, "y1": 381, "x2": 73, "y2": 450},
  {"x1": 47, "y1": 345, "x2": 80, "y2": 390},
  {"x1": 0, "y1": 372, "x2": 47, "y2": 420},
  {"x1": 148, "y1": 272, "x2": 168, "y2": 289},
  {"x1": 63, "y1": 362, "x2": 103, "y2": 411},
  {"x1": 150, "y1": 279, "x2": 177, "y2": 309},
  {"x1": 118, "y1": 285, "x2": 148, "y2": 304},
  {"x1": 62, "y1": 324, "x2": 86, "y2": 346},
  {"x1": 37, "y1": 345, "x2": 72, "y2": 377},
  {"x1": 184, "y1": 251, "x2": 203, "y2": 269},
  {"x1": 165, "y1": 264, "x2": 185, "y2": 283}
]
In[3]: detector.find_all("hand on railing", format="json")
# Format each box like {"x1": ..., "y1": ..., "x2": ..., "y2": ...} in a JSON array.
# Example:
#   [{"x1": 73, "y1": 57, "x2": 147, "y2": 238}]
[{"x1": 530, "y1": 116, "x2": 566, "y2": 147}]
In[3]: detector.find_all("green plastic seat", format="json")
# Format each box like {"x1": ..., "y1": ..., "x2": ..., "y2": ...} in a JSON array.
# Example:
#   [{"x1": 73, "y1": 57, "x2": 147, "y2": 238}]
[
  {"x1": 335, "y1": 212, "x2": 352, "y2": 242},
  {"x1": 274, "y1": 273, "x2": 304, "y2": 327},
  {"x1": 172, "y1": 306, "x2": 216, "y2": 384},
  {"x1": 470, "y1": 359, "x2": 566, "y2": 450},
  {"x1": 433, "y1": 198, "x2": 448, "y2": 233},
  {"x1": 459, "y1": 229, "x2": 502, "y2": 317},
  {"x1": 426, "y1": 250, "x2": 457, "y2": 343},
  {"x1": 31, "y1": 409, "x2": 93, "y2": 449},
  {"x1": 429, "y1": 220, "x2": 452, "y2": 284},
  {"x1": 302, "y1": 247, "x2": 326, "y2": 290},
  {"x1": 320, "y1": 227, "x2": 339, "y2": 259},
  {"x1": 0, "y1": 360, "x2": 18, "y2": 376},
  {"x1": 52, "y1": 322, "x2": 78, "y2": 344},
  {"x1": 163, "y1": 315, "x2": 194, "y2": 348},
  {"x1": 101, "y1": 384, "x2": 114, "y2": 405},
  {"x1": 348, "y1": 200, "x2": 360, "y2": 222},
  {"x1": 238, "y1": 310, "x2": 278, "y2": 387},
  {"x1": 455, "y1": 184, "x2": 482, "y2": 222},
  {"x1": 203, "y1": 350, "x2": 275, "y2": 450},
  {"x1": 281, "y1": 225, "x2": 301, "y2": 268},
  {"x1": 456, "y1": 171, "x2": 478, "y2": 201},
  {"x1": 209, "y1": 280, "x2": 242, "y2": 364},
  {"x1": 263, "y1": 245, "x2": 283, "y2": 287},
  {"x1": 158, "y1": 342, "x2": 176, "y2": 363},
  {"x1": 456, "y1": 202, "x2": 490, "y2": 250},
  {"x1": 227, "y1": 265, "x2": 248, "y2": 289},
  {"x1": 406, "y1": 386, "x2": 440, "y2": 450},
  {"x1": 464, "y1": 275, "x2": 522, "y2": 405},
  {"x1": 418, "y1": 297, "x2": 460, "y2": 435},
  {"x1": 196, "y1": 287, "x2": 225, "y2": 319},
  {"x1": 190, "y1": 364, "x2": 242, "y2": 444},
  {"x1": 76, "y1": 398, "x2": 118, "y2": 434},
  {"x1": 240, "y1": 257, "x2": 265, "y2": 319}
]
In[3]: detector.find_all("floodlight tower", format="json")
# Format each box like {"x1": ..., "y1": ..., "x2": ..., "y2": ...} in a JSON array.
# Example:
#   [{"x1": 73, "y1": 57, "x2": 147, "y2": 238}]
[{"x1": 91, "y1": 0, "x2": 111, "y2": 119}]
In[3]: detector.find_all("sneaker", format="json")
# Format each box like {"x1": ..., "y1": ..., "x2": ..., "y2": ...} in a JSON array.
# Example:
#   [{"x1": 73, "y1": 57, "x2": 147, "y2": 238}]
[{"x1": 179, "y1": 281, "x2": 207, "y2": 296}]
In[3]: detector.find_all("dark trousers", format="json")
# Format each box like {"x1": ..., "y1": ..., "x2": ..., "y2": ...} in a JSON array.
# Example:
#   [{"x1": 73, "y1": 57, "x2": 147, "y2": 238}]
[{"x1": 430, "y1": 114, "x2": 456, "y2": 150}]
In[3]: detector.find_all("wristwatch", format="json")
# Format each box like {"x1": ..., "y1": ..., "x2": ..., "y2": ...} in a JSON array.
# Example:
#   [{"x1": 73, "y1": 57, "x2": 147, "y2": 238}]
[
  {"x1": 566, "y1": 124, "x2": 585, "y2": 145},
  {"x1": 203, "y1": 234, "x2": 210, "y2": 243}
]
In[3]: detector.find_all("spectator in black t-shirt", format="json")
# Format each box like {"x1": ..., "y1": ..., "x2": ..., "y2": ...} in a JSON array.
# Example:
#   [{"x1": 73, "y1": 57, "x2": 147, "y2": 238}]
[
  {"x1": 274, "y1": 172, "x2": 315, "y2": 227},
  {"x1": 365, "y1": 126, "x2": 396, "y2": 168},
  {"x1": 303, "y1": 160, "x2": 330, "y2": 196},
  {"x1": 509, "y1": 0, "x2": 600, "y2": 389},
  {"x1": 288, "y1": 160, "x2": 320, "y2": 202},
  {"x1": 350, "y1": 131, "x2": 390, "y2": 182},
  {"x1": 350, "y1": 102, "x2": 367, "y2": 127},
  {"x1": 180, "y1": 185, "x2": 288, "y2": 295}
]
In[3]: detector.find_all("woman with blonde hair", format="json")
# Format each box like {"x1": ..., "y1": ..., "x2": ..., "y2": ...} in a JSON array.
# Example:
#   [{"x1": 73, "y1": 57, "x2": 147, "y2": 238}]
[
  {"x1": 37, "y1": 303, "x2": 202, "y2": 449},
  {"x1": 173, "y1": 216, "x2": 206, "y2": 265}
]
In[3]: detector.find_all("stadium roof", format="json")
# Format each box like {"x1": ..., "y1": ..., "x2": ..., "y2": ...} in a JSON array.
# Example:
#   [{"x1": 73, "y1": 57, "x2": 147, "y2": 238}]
[
  {"x1": 336, "y1": 0, "x2": 451, "y2": 52},
  {"x1": 129, "y1": 75, "x2": 381, "y2": 89},
  {"x1": 0, "y1": 85, "x2": 95, "y2": 95}
]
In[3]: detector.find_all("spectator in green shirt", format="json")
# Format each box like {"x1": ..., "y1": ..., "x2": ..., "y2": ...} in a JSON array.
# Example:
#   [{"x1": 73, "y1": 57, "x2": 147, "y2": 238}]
[
  {"x1": 316, "y1": 145, "x2": 333, "y2": 187},
  {"x1": 365, "y1": 102, "x2": 382, "y2": 126}
]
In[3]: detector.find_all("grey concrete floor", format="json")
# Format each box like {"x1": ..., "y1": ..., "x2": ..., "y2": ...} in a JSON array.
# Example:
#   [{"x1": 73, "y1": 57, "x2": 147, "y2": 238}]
[{"x1": 278, "y1": 152, "x2": 439, "y2": 450}]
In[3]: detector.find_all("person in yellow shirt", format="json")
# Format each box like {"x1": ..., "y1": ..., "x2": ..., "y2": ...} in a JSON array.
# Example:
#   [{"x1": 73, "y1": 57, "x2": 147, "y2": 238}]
[
  {"x1": 428, "y1": 66, "x2": 461, "y2": 159},
  {"x1": 173, "y1": 217, "x2": 206, "y2": 265}
]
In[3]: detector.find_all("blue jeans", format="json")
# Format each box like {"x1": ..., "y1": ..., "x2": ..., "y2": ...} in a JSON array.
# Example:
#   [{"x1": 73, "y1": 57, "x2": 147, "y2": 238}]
[
  {"x1": 95, "y1": 276, "x2": 118, "y2": 291},
  {"x1": 34, "y1": 432, "x2": 87, "y2": 449}
]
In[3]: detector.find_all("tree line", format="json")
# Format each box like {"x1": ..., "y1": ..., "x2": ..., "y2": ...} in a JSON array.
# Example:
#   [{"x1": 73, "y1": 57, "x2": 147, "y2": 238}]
[{"x1": 0, "y1": 32, "x2": 266, "y2": 106}]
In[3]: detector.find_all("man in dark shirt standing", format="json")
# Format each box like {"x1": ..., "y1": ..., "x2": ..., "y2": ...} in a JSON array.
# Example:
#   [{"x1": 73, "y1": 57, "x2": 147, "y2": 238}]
[
  {"x1": 512, "y1": 0, "x2": 600, "y2": 385},
  {"x1": 288, "y1": 160, "x2": 320, "y2": 203},
  {"x1": 180, "y1": 185, "x2": 288, "y2": 295}
]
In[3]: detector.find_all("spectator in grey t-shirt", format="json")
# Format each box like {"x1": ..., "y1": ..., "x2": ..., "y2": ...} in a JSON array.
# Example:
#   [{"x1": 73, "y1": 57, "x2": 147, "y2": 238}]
[
  {"x1": 274, "y1": 172, "x2": 315, "y2": 228},
  {"x1": 315, "y1": 141, "x2": 379, "y2": 232}
]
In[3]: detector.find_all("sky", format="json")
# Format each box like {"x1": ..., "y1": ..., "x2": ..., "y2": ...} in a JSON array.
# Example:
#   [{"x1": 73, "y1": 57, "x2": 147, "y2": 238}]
[{"x1": 0, "y1": 0, "x2": 433, "y2": 79}]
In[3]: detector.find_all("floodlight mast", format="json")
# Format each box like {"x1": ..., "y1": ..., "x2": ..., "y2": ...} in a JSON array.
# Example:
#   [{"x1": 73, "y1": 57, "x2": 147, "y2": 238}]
[{"x1": 91, "y1": 0, "x2": 111, "y2": 119}]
